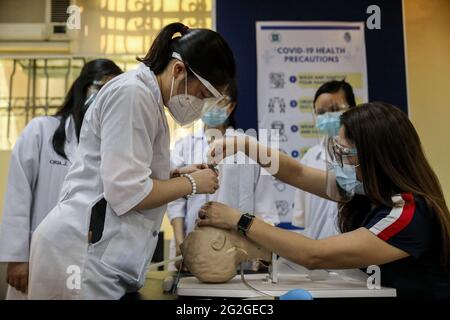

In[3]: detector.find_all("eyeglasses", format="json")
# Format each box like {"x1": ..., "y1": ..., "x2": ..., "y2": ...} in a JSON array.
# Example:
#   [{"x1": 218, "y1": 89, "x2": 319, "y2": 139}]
[
  {"x1": 315, "y1": 103, "x2": 349, "y2": 115},
  {"x1": 171, "y1": 52, "x2": 231, "y2": 112},
  {"x1": 327, "y1": 136, "x2": 359, "y2": 167}
]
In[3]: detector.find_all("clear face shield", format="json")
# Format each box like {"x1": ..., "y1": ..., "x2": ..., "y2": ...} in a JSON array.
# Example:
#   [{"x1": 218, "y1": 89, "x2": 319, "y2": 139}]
[
  {"x1": 168, "y1": 52, "x2": 232, "y2": 127},
  {"x1": 325, "y1": 134, "x2": 364, "y2": 202}
]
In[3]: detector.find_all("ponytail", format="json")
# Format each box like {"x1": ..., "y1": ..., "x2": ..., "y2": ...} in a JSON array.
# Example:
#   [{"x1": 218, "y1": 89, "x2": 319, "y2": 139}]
[
  {"x1": 137, "y1": 22, "x2": 236, "y2": 87},
  {"x1": 137, "y1": 22, "x2": 189, "y2": 74}
]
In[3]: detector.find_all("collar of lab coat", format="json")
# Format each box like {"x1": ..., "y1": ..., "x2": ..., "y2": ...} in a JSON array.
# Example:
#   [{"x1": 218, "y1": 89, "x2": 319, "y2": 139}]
[
  {"x1": 62, "y1": 115, "x2": 77, "y2": 163},
  {"x1": 317, "y1": 136, "x2": 328, "y2": 161},
  {"x1": 138, "y1": 63, "x2": 163, "y2": 109},
  {"x1": 64, "y1": 115, "x2": 77, "y2": 144}
]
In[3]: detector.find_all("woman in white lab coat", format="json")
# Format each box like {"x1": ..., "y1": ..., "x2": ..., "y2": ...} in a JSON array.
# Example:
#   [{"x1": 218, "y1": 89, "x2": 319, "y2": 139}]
[
  {"x1": 0, "y1": 59, "x2": 122, "y2": 299},
  {"x1": 292, "y1": 80, "x2": 356, "y2": 239},
  {"x1": 167, "y1": 84, "x2": 278, "y2": 269},
  {"x1": 27, "y1": 23, "x2": 237, "y2": 299}
]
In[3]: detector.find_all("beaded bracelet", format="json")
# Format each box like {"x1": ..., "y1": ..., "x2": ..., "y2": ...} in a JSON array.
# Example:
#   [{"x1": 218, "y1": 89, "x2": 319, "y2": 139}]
[{"x1": 181, "y1": 173, "x2": 197, "y2": 198}]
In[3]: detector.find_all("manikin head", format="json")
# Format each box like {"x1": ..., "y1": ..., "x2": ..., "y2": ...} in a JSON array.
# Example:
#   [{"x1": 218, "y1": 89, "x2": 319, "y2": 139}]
[{"x1": 180, "y1": 226, "x2": 271, "y2": 283}]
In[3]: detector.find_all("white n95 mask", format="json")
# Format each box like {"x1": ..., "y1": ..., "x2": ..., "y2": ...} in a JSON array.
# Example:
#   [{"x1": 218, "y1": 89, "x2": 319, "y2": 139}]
[{"x1": 167, "y1": 73, "x2": 204, "y2": 126}]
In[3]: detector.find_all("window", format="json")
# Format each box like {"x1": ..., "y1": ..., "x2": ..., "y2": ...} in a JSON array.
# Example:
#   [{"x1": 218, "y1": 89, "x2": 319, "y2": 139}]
[{"x1": 0, "y1": 0, "x2": 212, "y2": 149}]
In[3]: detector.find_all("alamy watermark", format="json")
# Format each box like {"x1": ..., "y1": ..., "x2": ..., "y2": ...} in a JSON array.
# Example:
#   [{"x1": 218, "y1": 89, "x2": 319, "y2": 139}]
[
  {"x1": 366, "y1": 5, "x2": 381, "y2": 30},
  {"x1": 66, "y1": 265, "x2": 81, "y2": 290},
  {"x1": 65, "y1": 4, "x2": 381, "y2": 32},
  {"x1": 366, "y1": 265, "x2": 381, "y2": 289},
  {"x1": 66, "y1": 5, "x2": 81, "y2": 30}
]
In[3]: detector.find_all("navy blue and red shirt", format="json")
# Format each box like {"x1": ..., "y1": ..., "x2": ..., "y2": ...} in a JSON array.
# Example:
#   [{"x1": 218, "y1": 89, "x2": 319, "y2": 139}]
[{"x1": 364, "y1": 193, "x2": 450, "y2": 299}]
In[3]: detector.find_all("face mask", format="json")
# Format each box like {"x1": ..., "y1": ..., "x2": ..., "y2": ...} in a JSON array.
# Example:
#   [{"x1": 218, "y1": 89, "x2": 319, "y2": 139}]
[
  {"x1": 83, "y1": 79, "x2": 107, "y2": 114},
  {"x1": 167, "y1": 73, "x2": 204, "y2": 127},
  {"x1": 315, "y1": 111, "x2": 343, "y2": 136},
  {"x1": 201, "y1": 105, "x2": 230, "y2": 127},
  {"x1": 354, "y1": 182, "x2": 366, "y2": 195},
  {"x1": 332, "y1": 162, "x2": 364, "y2": 195},
  {"x1": 83, "y1": 91, "x2": 98, "y2": 113}
]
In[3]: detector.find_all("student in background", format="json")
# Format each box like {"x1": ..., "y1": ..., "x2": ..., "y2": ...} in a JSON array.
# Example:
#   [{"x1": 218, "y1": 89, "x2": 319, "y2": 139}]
[
  {"x1": 292, "y1": 80, "x2": 356, "y2": 239},
  {"x1": 0, "y1": 59, "x2": 123, "y2": 299},
  {"x1": 167, "y1": 82, "x2": 277, "y2": 270}
]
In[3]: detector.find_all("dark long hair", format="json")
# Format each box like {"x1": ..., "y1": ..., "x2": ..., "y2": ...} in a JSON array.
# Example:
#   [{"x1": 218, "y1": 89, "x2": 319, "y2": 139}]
[
  {"x1": 52, "y1": 59, "x2": 122, "y2": 159},
  {"x1": 338, "y1": 102, "x2": 450, "y2": 267},
  {"x1": 225, "y1": 78, "x2": 238, "y2": 129},
  {"x1": 137, "y1": 22, "x2": 236, "y2": 87}
]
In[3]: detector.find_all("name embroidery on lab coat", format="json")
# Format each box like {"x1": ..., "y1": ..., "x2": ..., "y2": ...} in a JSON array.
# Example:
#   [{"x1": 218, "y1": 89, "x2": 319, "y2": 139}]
[{"x1": 49, "y1": 159, "x2": 70, "y2": 167}]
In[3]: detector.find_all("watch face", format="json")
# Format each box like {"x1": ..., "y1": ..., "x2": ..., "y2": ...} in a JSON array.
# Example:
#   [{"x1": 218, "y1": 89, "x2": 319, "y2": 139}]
[{"x1": 238, "y1": 213, "x2": 254, "y2": 235}]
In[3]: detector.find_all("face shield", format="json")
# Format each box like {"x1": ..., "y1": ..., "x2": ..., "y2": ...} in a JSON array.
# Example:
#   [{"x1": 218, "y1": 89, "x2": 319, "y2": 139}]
[
  {"x1": 325, "y1": 135, "x2": 364, "y2": 202},
  {"x1": 168, "y1": 52, "x2": 232, "y2": 127}
]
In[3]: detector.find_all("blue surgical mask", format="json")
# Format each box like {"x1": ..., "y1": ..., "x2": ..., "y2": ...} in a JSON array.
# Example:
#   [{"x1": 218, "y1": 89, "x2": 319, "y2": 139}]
[
  {"x1": 315, "y1": 111, "x2": 343, "y2": 136},
  {"x1": 332, "y1": 162, "x2": 365, "y2": 195},
  {"x1": 354, "y1": 182, "x2": 366, "y2": 195},
  {"x1": 201, "y1": 107, "x2": 230, "y2": 127}
]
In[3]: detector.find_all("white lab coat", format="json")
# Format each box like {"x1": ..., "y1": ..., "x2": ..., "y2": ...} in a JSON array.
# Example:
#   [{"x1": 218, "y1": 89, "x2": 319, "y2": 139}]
[
  {"x1": 27, "y1": 63, "x2": 170, "y2": 300},
  {"x1": 0, "y1": 115, "x2": 77, "y2": 299},
  {"x1": 292, "y1": 138, "x2": 340, "y2": 239},
  {"x1": 167, "y1": 129, "x2": 278, "y2": 265}
]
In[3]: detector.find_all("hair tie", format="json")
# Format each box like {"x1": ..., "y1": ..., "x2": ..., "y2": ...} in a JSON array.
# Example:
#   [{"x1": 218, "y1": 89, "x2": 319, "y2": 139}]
[{"x1": 181, "y1": 25, "x2": 189, "y2": 35}]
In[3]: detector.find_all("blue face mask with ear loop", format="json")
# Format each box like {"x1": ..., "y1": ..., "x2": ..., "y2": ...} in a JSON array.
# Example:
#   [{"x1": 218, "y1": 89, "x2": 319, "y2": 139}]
[
  {"x1": 332, "y1": 163, "x2": 365, "y2": 195},
  {"x1": 83, "y1": 80, "x2": 104, "y2": 113},
  {"x1": 315, "y1": 111, "x2": 343, "y2": 137},
  {"x1": 330, "y1": 142, "x2": 365, "y2": 196}
]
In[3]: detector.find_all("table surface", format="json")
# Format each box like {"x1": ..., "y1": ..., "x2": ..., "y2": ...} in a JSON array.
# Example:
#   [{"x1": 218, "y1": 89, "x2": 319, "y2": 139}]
[
  {"x1": 176, "y1": 272, "x2": 396, "y2": 299},
  {"x1": 135, "y1": 264, "x2": 397, "y2": 300}
]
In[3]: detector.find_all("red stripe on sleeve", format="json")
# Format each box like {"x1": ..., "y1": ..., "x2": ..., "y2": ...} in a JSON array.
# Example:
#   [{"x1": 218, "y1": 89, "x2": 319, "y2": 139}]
[{"x1": 378, "y1": 193, "x2": 416, "y2": 241}]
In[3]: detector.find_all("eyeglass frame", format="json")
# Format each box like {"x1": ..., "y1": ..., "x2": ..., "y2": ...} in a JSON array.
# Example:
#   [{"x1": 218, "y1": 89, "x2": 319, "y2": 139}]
[
  {"x1": 171, "y1": 52, "x2": 229, "y2": 100},
  {"x1": 314, "y1": 103, "x2": 350, "y2": 115},
  {"x1": 327, "y1": 136, "x2": 359, "y2": 168}
]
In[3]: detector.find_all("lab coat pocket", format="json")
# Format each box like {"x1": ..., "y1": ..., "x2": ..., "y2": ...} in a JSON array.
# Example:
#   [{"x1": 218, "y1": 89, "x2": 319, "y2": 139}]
[{"x1": 100, "y1": 212, "x2": 154, "y2": 284}]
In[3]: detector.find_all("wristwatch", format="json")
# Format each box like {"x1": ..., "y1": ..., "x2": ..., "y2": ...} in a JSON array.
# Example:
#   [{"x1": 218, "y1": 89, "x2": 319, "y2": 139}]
[{"x1": 237, "y1": 213, "x2": 255, "y2": 237}]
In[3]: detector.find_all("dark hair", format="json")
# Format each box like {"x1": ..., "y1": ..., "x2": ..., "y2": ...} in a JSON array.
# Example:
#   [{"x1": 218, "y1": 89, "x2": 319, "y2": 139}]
[
  {"x1": 338, "y1": 102, "x2": 450, "y2": 268},
  {"x1": 225, "y1": 79, "x2": 238, "y2": 129},
  {"x1": 52, "y1": 59, "x2": 122, "y2": 159},
  {"x1": 137, "y1": 22, "x2": 236, "y2": 87},
  {"x1": 313, "y1": 80, "x2": 356, "y2": 108}
]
